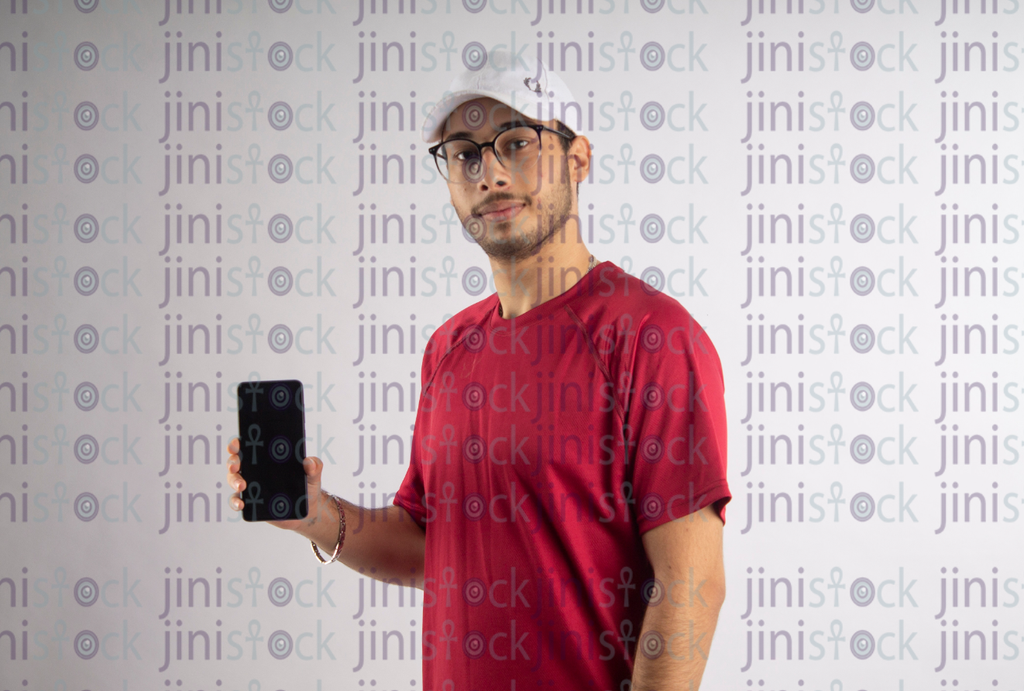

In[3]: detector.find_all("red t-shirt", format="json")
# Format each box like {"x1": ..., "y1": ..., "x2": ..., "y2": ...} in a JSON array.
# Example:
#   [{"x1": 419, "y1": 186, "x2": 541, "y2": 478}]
[{"x1": 393, "y1": 260, "x2": 731, "y2": 691}]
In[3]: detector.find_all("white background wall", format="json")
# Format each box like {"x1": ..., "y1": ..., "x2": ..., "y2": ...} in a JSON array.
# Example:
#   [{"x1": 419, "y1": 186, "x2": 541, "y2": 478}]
[{"x1": 2, "y1": 0, "x2": 1022, "y2": 689}]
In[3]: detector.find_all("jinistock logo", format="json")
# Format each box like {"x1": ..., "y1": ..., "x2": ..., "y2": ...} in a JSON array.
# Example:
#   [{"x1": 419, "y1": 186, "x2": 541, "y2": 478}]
[
  {"x1": 0, "y1": 144, "x2": 143, "y2": 186},
  {"x1": 159, "y1": 0, "x2": 338, "y2": 25},
  {"x1": 741, "y1": 29, "x2": 919, "y2": 84},
  {"x1": 158, "y1": 90, "x2": 337, "y2": 144},
  {"x1": 351, "y1": 89, "x2": 708, "y2": 142},
  {"x1": 351, "y1": 0, "x2": 710, "y2": 26},
  {"x1": 351, "y1": 30, "x2": 709, "y2": 84},
  {"x1": 0, "y1": 91, "x2": 141, "y2": 135},
  {"x1": 157, "y1": 30, "x2": 337, "y2": 84},
  {"x1": 740, "y1": 0, "x2": 965, "y2": 25}
]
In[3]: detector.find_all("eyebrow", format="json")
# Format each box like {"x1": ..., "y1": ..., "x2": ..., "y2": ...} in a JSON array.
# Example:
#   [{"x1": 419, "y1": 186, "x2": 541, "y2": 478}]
[{"x1": 442, "y1": 120, "x2": 533, "y2": 141}]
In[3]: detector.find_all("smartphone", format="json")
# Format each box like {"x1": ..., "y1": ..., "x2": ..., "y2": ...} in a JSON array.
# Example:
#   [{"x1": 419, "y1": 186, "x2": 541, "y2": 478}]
[{"x1": 235, "y1": 378, "x2": 309, "y2": 522}]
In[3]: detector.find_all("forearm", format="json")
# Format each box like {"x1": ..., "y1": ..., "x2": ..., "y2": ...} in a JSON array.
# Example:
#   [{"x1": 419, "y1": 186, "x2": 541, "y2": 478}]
[
  {"x1": 629, "y1": 590, "x2": 724, "y2": 691},
  {"x1": 300, "y1": 496, "x2": 426, "y2": 589}
]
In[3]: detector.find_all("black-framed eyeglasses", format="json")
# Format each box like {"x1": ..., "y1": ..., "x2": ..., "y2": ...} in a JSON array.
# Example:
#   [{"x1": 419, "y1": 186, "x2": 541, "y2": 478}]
[{"x1": 429, "y1": 124, "x2": 575, "y2": 184}]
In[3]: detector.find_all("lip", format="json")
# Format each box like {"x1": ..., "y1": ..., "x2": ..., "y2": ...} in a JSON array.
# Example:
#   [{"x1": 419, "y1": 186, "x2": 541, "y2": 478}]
[{"x1": 480, "y1": 203, "x2": 524, "y2": 222}]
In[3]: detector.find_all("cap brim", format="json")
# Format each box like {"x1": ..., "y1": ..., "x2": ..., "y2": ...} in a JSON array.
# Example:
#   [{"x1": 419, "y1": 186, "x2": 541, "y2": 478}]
[{"x1": 420, "y1": 89, "x2": 537, "y2": 143}]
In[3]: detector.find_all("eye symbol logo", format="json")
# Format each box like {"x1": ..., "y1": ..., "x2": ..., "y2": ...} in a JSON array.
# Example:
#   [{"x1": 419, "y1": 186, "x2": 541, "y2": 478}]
[{"x1": 523, "y1": 77, "x2": 542, "y2": 94}]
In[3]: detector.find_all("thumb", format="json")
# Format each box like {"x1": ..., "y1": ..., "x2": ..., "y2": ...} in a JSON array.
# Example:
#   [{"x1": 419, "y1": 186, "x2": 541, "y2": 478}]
[
  {"x1": 302, "y1": 456, "x2": 332, "y2": 525},
  {"x1": 303, "y1": 456, "x2": 323, "y2": 489}
]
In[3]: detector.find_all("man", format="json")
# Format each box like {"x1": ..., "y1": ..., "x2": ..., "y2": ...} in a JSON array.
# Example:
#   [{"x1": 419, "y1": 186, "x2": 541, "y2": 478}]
[{"x1": 226, "y1": 48, "x2": 731, "y2": 691}]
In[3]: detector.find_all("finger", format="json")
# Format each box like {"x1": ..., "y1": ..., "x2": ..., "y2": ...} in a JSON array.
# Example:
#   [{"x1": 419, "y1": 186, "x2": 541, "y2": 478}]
[
  {"x1": 227, "y1": 437, "x2": 239, "y2": 455},
  {"x1": 229, "y1": 492, "x2": 243, "y2": 511},
  {"x1": 302, "y1": 456, "x2": 322, "y2": 479},
  {"x1": 227, "y1": 454, "x2": 240, "y2": 473}
]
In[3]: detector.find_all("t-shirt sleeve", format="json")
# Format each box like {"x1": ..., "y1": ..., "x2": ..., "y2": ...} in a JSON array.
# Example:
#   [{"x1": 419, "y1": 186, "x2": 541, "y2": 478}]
[
  {"x1": 624, "y1": 307, "x2": 731, "y2": 535},
  {"x1": 393, "y1": 452, "x2": 428, "y2": 531}
]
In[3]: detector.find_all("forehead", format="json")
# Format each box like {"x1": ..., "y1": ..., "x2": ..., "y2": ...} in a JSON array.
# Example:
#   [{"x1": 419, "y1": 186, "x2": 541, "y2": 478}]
[{"x1": 444, "y1": 97, "x2": 538, "y2": 135}]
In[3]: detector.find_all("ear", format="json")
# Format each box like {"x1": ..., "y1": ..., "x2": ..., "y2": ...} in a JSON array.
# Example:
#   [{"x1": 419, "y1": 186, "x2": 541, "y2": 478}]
[{"x1": 568, "y1": 134, "x2": 591, "y2": 183}]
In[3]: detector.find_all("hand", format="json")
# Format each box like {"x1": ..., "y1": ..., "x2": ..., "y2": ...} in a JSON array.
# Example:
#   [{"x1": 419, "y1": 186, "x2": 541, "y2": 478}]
[{"x1": 225, "y1": 438, "x2": 332, "y2": 533}]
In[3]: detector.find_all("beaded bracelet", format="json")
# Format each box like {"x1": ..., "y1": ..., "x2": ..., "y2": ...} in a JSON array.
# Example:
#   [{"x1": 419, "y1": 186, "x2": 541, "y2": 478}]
[{"x1": 311, "y1": 492, "x2": 346, "y2": 564}]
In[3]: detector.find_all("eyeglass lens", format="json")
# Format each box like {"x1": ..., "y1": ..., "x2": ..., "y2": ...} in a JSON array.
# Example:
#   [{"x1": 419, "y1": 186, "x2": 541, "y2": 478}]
[{"x1": 436, "y1": 127, "x2": 540, "y2": 183}]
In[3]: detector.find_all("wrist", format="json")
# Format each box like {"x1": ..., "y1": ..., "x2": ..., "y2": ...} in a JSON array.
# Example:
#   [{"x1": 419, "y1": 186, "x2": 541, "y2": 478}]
[{"x1": 311, "y1": 491, "x2": 345, "y2": 564}]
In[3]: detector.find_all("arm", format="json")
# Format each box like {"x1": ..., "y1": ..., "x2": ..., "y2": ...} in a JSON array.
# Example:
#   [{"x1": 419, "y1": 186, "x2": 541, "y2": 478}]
[
  {"x1": 226, "y1": 439, "x2": 427, "y2": 590},
  {"x1": 630, "y1": 503, "x2": 726, "y2": 691},
  {"x1": 330, "y1": 497, "x2": 426, "y2": 589}
]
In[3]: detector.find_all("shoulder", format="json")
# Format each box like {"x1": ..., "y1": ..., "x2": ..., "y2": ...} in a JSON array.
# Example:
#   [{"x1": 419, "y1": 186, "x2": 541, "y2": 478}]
[{"x1": 573, "y1": 263, "x2": 721, "y2": 372}]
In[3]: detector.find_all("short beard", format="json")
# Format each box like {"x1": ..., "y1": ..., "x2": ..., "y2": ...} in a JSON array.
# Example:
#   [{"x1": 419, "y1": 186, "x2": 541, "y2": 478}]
[{"x1": 466, "y1": 159, "x2": 574, "y2": 263}]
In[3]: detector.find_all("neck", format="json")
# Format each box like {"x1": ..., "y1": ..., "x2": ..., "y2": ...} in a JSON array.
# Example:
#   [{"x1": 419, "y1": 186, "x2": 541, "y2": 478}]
[{"x1": 492, "y1": 247, "x2": 594, "y2": 319}]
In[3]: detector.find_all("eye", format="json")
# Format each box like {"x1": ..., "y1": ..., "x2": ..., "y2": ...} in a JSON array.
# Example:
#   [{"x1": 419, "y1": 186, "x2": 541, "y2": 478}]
[{"x1": 444, "y1": 141, "x2": 478, "y2": 159}]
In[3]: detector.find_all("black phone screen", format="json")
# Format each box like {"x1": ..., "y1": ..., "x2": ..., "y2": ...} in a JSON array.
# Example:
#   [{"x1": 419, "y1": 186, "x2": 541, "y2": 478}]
[{"x1": 235, "y1": 379, "x2": 309, "y2": 522}]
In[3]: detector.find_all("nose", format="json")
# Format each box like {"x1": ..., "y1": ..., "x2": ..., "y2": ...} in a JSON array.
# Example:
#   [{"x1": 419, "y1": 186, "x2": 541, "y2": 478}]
[{"x1": 475, "y1": 147, "x2": 509, "y2": 189}]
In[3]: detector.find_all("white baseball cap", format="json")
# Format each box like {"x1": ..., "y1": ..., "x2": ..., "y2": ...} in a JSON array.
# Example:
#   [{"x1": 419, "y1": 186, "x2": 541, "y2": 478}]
[{"x1": 420, "y1": 46, "x2": 577, "y2": 143}]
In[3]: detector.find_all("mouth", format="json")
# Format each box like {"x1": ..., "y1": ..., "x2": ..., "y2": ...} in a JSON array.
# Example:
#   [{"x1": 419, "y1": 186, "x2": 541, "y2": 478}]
[{"x1": 480, "y1": 203, "x2": 525, "y2": 223}]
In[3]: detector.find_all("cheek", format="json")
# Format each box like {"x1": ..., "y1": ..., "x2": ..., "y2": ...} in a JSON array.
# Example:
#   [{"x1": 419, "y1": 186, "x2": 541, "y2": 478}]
[
  {"x1": 448, "y1": 186, "x2": 466, "y2": 207},
  {"x1": 447, "y1": 194, "x2": 468, "y2": 222},
  {"x1": 542, "y1": 154, "x2": 566, "y2": 182}
]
